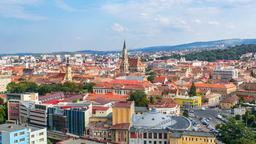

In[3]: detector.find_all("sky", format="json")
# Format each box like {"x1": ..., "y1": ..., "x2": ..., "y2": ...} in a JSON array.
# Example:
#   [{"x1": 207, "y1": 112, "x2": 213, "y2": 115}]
[{"x1": 0, "y1": 0, "x2": 256, "y2": 54}]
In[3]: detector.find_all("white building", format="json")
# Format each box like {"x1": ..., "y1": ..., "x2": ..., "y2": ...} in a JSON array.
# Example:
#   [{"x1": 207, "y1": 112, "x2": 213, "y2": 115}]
[
  {"x1": 0, "y1": 124, "x2": 47, "y2": 144},
  {"x1": 28, "y1": 126, "x2": 47, "y2": 144},
  {"x1": 212, "y1": 66, "x2": 238, "y2": 81}
]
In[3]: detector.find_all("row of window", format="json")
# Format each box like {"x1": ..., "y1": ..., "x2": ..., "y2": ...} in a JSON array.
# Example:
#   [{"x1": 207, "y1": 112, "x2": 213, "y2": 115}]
[
  {"x1": 182, "y1": 137, "x2": 215, "y2": 143},
  {"x1": 144, "y1": 140, "x2": 167, "y2": 144},
  {"x1": 143, "y1": 133, "x2": 167, "y2": 139}
]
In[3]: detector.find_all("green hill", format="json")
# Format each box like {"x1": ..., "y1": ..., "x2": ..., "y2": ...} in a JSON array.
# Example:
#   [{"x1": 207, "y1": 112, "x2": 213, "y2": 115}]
[{"x1": 159, "y1": 44, "x2": 256, "y2": 62}]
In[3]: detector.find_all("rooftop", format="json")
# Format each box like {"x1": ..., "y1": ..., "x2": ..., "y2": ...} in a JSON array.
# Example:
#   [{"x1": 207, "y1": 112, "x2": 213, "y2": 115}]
[{"x1": 0, "y1": 124, "x2": 26, "y2": 132}]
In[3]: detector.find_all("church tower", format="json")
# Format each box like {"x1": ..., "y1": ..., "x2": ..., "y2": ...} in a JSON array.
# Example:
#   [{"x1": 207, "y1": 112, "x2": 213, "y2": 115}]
[
  {"x1": 64, "y1": 57, "x2": 72, "y2": 82},
  {"x1": 120, "y1": 40, "x2": 129, "y2": 74}
]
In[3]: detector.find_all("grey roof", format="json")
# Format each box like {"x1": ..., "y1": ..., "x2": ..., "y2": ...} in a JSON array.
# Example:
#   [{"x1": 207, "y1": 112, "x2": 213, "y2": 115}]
[
  {"x1": 0, "y1": 124, "x2": 46, "y2": 133},
  {"x1": 0, "y1": 124, "x2": 27, "y2": 132},
  {"x1": 132, "y1": 109, "x2": 191, "y2": 130},
  {"x1": 135, "y1": 107, "x2": 148, "y2": 113},
  {"x1": 171, "y1": 131, "x2": 215, "y2": 138}
]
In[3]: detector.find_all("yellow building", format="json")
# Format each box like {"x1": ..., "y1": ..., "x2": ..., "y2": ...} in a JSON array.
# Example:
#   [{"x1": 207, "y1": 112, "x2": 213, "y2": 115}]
[
  {"x1": 112, "y1": 101, "x2": 134, "y2": 125},
  {"x1": 174, "y1": 95, "x2": 202, "y2": 108},
  {"x1": 111, "y1": 101, "x2": 135, "y2": 144},
  {"x1": 169, "y1": 131, "x2": 216, "y2": 144}
]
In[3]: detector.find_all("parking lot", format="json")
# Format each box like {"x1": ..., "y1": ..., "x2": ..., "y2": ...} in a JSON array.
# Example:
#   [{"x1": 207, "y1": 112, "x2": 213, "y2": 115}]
[{"x1": 188, "y1": 108, "x2": 225, "y2": 132}]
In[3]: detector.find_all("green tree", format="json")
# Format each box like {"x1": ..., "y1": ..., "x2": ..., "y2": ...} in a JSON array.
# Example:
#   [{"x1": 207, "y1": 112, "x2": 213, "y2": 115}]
[
  {"x1": 188, "y1": 82, "x2": 197, "y2": 97},
  {"x1": 147, "y1": 71, "x2": 156, "y2": 83},
  {"x1": 216, "y1": 118, "x2": 256, "y2": 144},
  {"x1": 128, "y1": 90, "x2": 149, "y2": 107},
  {"x1": 83, "y1": 82, "x2": 95, "y2": 93},
  {"x1": 0, "y1": 105, "x2": 6, "y2": 124},
  {"x1": 183, "y1": 109, "x2": 189, "y2": 117},
  {"x1": 149, "y1": 96, "x2": 156, "y2": 104}
]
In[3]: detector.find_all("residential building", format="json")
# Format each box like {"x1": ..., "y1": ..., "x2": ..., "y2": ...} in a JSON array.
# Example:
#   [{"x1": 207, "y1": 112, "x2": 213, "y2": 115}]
[
  {"x1": 205, "y1": 93, "x2": 221, "y2": 107},
  {"x1": 148, "y1": 98, "x2": 180, "y2": 116},
  {"x1": 0, "y1": 124, "x2": 47, "y2": 144},
  {"x1": 111, "y1": 101, "x2": 135, "y2": 144},
  {"x1": 174, "y1": 96, "x2": 202, "y2": 108},
  {"x1": 0, "y1": 124, "x2": 28, "y2": 144},
  {"x1": 220, "y1": 96, "x2": 239, "y2": 109},
  {"x1": 169, "y1": 131, "x2": 216, "y2": 144},
  {"x1": 189, "y1": 83, "x2": 237, "y2": 96},
  {"x1": 93, "y1": 79, "x2": 153, "y2": 95},
  {"x1": 212, "y1": 66, "x2": 238, "y2": 81}
]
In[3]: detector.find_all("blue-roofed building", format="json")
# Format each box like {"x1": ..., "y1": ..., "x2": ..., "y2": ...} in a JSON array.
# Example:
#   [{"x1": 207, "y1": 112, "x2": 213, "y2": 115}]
[{"x1": 0, "y1": 124, "x2": 28, "y2": 144}]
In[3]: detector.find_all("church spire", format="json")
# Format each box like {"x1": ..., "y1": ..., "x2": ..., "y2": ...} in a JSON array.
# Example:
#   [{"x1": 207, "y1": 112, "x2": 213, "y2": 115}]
[
  {"x1": 120, "y1": 40, "x2": 129, "y2": 74},
  {"x1": 123, "y1": 40, "x2": 126, "y2": 50}
]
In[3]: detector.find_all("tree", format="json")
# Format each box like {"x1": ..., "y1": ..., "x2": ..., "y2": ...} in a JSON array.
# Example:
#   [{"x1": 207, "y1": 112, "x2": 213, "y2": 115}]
[
  {"x1": 128, "y1": 90, "x2": 149, "y2": 107},
  {"x1": 188, "y1": 82, "x2": 197, "y2": 97},
  {"x1": 83, "y1": 82, "x2": 95, "y2": 93},
  {"x1": 183, "y1": 109, "x2": 189, "y2": 117},
  {"x1": 147, "y1": 71, "x2": 156, "y2": 83},
  {"x1": 149, "y1": 96, "x2": 156, "y2": 104},
  {"x1": 216, "y1": 118, "x2": 256, "y2": 144},
  {"x1": 0, "y1": 105, "x2": 6, "y2": 124}
]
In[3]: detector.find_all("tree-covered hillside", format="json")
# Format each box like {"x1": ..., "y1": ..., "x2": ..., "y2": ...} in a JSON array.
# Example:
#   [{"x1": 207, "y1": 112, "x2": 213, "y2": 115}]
[{"x1": 159, "y1": 44, "x2": 256, "y2": 62}]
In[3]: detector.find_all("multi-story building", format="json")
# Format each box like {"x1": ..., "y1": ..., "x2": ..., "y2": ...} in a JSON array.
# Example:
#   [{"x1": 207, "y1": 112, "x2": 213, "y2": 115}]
[
  {"x1": 7, "y1": 93, "x2": 39, "y2": 102},
  {"x1": 148, "y1": 98, "x2": 180, "y2": 116},
  {"x1": 169, "y1": 131, "x2": 216, "y2": 144},
  {"x1": 111, "y1": 101, "x2": 135, "y2": 144},
  {"x1": 212, "y1": 66, "x2": 238, "y2": 81},
  {"x1": 188, "y1": 83, "x2": 237, "y2": 96},
  {"x1": 174, "y1": 96, "x2": 202, "y2": 108},
  {"x1": 129, "y1": 109, "x2": 191, "y2": 144},
  {"x1": 19, "y1": 102, "x2": 48, "y2": 127},
  {"x1": 93, "y1": 79, "x2": 153, "y2": 96},
  {"x1": 0, "y1": 124, "x2": 28, "y2": 144},
  {"x1": 0, "y1": 124, "x2": 47, "y2": 144},
  {"x1": 47, "y1": 102, "x2": 92, "y2": 136}
]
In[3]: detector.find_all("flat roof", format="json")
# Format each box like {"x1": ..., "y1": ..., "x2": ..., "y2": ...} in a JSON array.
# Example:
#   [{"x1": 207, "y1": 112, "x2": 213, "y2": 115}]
[{"x1": 0, "y1": 124, "x2": 27, "y2": 132}]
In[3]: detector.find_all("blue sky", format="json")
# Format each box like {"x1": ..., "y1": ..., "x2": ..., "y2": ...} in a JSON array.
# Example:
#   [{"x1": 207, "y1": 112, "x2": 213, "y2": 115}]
[{"x1": 0, "y1": 0, "x2": 256, "y2": 54}]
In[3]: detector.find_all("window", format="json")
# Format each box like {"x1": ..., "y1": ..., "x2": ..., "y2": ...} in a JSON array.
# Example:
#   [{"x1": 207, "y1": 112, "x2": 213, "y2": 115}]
[
  {"x1": 159, "y1": 133, "x2": 162, "y2": 139},
  {"x1": 154, "y1": 141, "x2": 157, "y2": 144},
  {"x1": 31, "y1": 134, "x2": 35, "y2": 138},
  {"x1": 144, "y1": 141, "x2": 147, "y2": 144},
  {"x1": 14, "y1": 140, "x2": 18, "y2": 143},
  {"x1": 20, "y1": 138, "x2": 25, "y2": 142},
  {"x1": 20, "y1": 131, "x2": 25, "y2": 135},
  {"x1": 14, "y1": 133, "x2": 18, "y2": 137},
  {"x1": 39, "y1": 132, "x2": 44, "y2": 136},
  {"x1": 39, "y1": 138, "x2": 44, "y2": 142},
  {"x1": 164, "y1": 133, "x2": 167, "y2": 139},
  {"x1": 149, "y1": 133, "x2": 152, "y2": 139},
  {"x1": 154, "y1": 133, "x2": 157, "y2": 139},
  {"x1": 144, "y1": 133, "x2": 147, "y2": 138}
]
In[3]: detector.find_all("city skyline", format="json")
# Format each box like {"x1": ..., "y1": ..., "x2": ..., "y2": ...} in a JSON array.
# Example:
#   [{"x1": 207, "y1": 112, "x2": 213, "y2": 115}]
[{"x1": 1, "y1": 0, "x2": 256, "y2": 54}]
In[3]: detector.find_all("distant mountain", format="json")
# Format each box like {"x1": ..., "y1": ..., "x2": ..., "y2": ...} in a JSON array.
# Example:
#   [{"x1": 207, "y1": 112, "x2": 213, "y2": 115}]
[{"x1": 131, "y1": 39, "x2": 256, "y2": 52}]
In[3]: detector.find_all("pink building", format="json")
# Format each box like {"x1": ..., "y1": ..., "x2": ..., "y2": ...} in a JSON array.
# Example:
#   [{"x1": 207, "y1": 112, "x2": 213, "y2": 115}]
[{"x1": 7, "y1": 100, "x2": 20, "y2": 121}]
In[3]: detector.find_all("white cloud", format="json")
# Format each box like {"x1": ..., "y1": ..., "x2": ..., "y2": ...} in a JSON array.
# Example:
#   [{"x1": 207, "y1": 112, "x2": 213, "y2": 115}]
[
  {"x1": 0, "y1": 0, "x2": 46, "y2": 20},
  {"x1": 111, "y1": 23, "x2": 127, "y2": 33}
]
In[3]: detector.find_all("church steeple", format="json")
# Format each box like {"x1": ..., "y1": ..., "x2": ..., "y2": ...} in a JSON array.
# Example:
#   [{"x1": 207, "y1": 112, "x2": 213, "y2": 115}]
[
  {"x1": 64, "y1": 57, "x2": 72, "y2": 82},
  {"x1": 120, "y1": 40, "x2": 129, "y2": 74}
]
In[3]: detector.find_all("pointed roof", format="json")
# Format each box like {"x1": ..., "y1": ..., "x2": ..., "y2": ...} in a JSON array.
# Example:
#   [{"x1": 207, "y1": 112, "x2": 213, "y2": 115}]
[{"x1": 123, "y1": 40, "x2": 126, "y2": 50}]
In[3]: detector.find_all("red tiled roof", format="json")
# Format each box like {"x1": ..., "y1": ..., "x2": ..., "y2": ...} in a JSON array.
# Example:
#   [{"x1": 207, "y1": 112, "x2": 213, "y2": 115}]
[
  {"x1": 92, "y1": 106, "x2": 109, "y2": 111},
  {"x1": 113, "y1": 101, "x2": 133, "y2": 108},
  {"x1": 86, "y1": 93, "x2": 128, "y2": 102}
]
